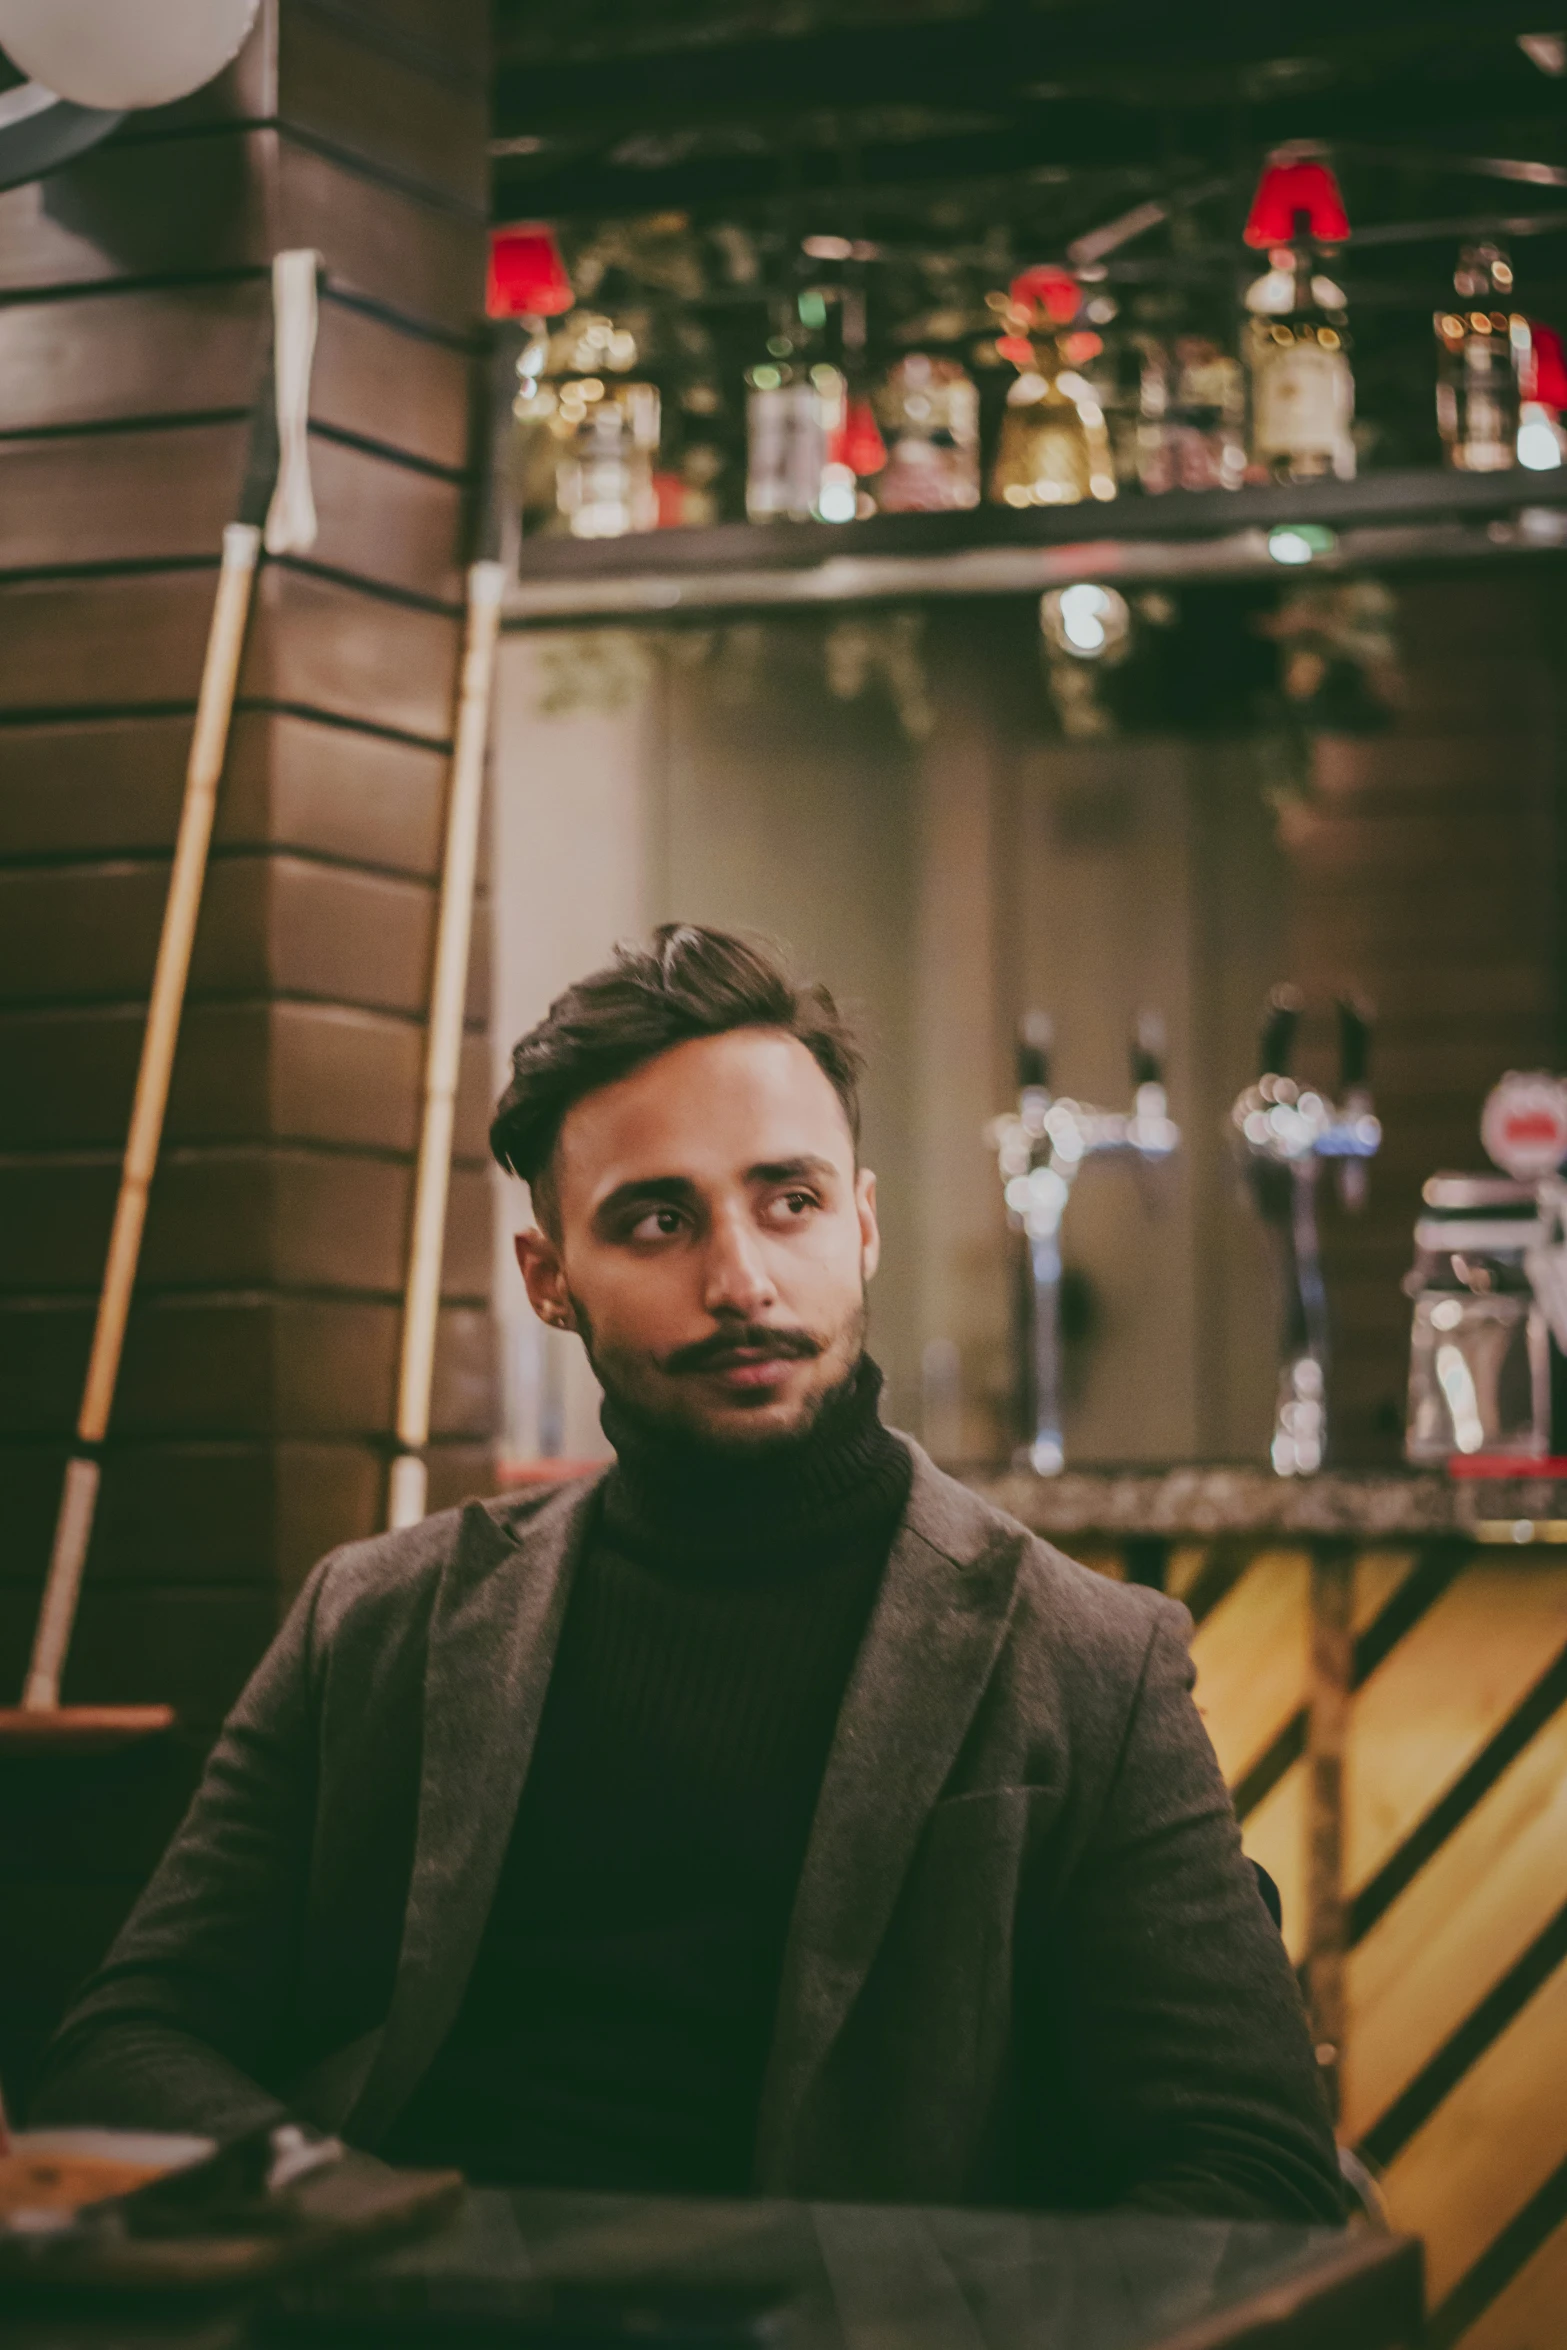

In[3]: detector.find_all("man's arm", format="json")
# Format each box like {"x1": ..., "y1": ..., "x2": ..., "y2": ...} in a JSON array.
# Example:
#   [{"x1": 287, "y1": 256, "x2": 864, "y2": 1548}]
[
  {"x1": 1049, "y1": 1605, "x2": 1344, "y2": 2224},
  {"x1": 29, "y1": 1559, "x2": 332, "y2": 2137}
]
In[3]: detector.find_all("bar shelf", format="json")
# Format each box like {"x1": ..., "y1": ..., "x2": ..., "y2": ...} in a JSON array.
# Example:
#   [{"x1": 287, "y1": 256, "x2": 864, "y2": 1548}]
[{"x1": 504, "y1": 463, "x2": 1567, "y2": 624}]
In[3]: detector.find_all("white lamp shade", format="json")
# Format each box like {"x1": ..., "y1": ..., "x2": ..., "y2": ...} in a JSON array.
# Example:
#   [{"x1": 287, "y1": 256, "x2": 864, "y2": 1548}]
[{"x1": 0, "y1": 0, "x2": 261, "y2": 111}]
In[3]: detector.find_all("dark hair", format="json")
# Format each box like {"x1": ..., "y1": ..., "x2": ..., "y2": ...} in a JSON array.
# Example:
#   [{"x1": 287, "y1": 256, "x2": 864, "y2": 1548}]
[{"x1": 490, "y1": 924, "x2": 863, "y2": 1216}]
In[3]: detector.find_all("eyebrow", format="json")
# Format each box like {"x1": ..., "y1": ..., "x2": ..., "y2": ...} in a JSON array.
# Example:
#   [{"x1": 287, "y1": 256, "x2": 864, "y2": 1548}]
[
  {"x1": 591, "y1": 1157, "x2": 840, "y2": 1234},
  {"x1": 748, "y1": 1157, "x2": 838, "y2": 1185}
]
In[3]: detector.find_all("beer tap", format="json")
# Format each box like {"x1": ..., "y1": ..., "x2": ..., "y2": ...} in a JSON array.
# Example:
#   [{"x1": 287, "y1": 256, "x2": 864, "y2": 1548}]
[
  {"x1": 988, "y1": 1012, "x2": 1180, "y2": 1476},
  {"x1": 1230, "y1": 987, "x2": 1382, "y2": 1476}
]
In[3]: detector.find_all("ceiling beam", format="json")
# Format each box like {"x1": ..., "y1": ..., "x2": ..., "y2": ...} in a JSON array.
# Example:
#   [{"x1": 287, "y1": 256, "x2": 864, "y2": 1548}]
[
  {"x1": 493, "y1": 76, "x2": 1567, "y2": 223},
  {"x1": 493, "y1": 0, "x2": 1542, "y2": 137}
]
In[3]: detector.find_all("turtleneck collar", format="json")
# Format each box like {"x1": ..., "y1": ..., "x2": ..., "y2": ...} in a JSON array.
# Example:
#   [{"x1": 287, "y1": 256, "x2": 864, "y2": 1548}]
[{"x1": 598, "y1": 1355, "x2": 911, "y2": 1577}]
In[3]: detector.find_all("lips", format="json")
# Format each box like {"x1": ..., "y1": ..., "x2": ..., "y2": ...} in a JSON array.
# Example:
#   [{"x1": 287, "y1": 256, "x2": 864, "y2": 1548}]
[{"x1": 701, "y1": 1347, "x2": 803, "y2": 1388}]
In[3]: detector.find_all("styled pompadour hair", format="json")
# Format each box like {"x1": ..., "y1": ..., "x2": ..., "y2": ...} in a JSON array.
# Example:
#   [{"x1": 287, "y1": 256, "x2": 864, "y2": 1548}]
[{"x1": 490, "y1": 924, "x2": 863, "y2": 1221}]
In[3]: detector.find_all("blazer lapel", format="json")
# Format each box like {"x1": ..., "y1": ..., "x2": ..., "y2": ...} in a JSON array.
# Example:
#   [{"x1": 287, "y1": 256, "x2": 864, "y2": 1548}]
[
  {"x1": 348, "y1": 1476, "x2": 605, "y2": 2143},
  {"x1": 755, "y1": 1443, "x2": 1024, "y2": 2181}
]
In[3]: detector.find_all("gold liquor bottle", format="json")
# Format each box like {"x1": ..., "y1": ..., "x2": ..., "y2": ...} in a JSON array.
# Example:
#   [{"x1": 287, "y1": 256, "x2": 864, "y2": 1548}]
[{"x1": 989, "y1": 346, "x2": 1115, "y2": 508}]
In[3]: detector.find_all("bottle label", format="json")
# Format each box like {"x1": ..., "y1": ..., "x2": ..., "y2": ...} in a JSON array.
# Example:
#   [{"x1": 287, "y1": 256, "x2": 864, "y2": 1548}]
[{"x1": 1253, "y1": 342, "x2": 1352, "y2": 460}]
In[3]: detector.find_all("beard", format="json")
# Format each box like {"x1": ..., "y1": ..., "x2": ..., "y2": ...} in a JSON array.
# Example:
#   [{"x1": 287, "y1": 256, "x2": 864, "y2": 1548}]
[{"x1": 570, "y1": 1289, "x2": 869, "y2": 1456}]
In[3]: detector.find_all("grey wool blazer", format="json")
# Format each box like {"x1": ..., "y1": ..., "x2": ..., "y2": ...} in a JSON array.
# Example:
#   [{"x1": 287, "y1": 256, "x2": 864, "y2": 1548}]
[{"x1": 33, "y1": 1442, "x2": 1342, "y2": 2222}]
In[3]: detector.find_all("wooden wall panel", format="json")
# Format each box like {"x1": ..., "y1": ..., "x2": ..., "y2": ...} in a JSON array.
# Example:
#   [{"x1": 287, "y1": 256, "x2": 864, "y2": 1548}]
[
  {"x1": 0, "y1": 281, "x2": 266, "y2": 432},
  {"x1": 1459, "y1": 2221, "x2": 1567, "y2": 2350},
  {"x1": 0, "y1": 1437, "x2": 496, "y2": 1599},
  {"x1": 0, "y1": 1152, "x2": 493, "y2": 1298},
  {"x1": 0, "y1": 856, "x2": 488, "y2": 1023},
  {"x1": 0, "y1": 427, "x2": 466, "y2": 602},
  {"x1": 1381, "y1": 1959, "x2": 1567, "y2": 2309},
  {"x1": 1342, "y1": 1707, "x2": 1567, "y2": 2144},
  {"x1": 0, "y1": 567, "x2": 459, "y2": 737},
  {"x1": 1344, "y1": 1564, "x2": 1567, "y2": 1892},
  {"x1": 244, "y1": 565, "x2": 461, "y2": 733},
  {"x1": 0, "y1": 0, "x2": 493, "y2": 2109},
  {"x1": 121, "y1": 4, "x2": 487, "y2": 208},
  {"x1": 0, "y1": 1002, "x2": 492, "y2": 1159},
  {"x1": 1240, "y1": 1758, "x2": 1307, "y2": 1966},
  {"x1": 311, "y1": 299, "x2": 475, "y2": 472},
  {"x1": 0, "y1": 127, "x2": 481, "y2": 338},
  {"x1": 1190, "y1": 1550, "x2": 1308, "y2": 1784},
  {"x1": 1192, "y1": 1542, "x2": 1567, "y2": 2348},
  {"x1": 277, "y1": 135, "x2": 485, "y2": 337},
  {"x1": 0, "y1": 1586, "x2": 292, "y2": 1728},
  {"x1": 1, "y1": 1297, "x2": 495, "y2": 1439},
  {"x1": 0, "y1": 712, "x2": 463, "y2": 879},
  {"x1": 0, "y1": 131, "x2": 271, "y2": 294},
  {"x1": 0, "y1": 285, "x2": 472, "y2": 471},
  {"x1": 274, "y1": 4, "x2": 488, "y2": 210},
  {"x1": 327, "y1": 0, "x2": 489, "y2": 73}
]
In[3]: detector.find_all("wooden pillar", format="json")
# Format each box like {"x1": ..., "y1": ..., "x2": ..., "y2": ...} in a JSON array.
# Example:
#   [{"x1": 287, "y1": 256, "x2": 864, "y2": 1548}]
[
  {"x1": 0, "y1": 1, "x2": 494, "y2": 2091},
  {"x1": 1306, "y1": 1539, "x2": 1354, "y2": 2123}
]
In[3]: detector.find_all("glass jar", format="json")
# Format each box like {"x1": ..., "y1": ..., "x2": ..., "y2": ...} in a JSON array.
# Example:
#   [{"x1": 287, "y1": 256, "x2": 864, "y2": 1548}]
[{"x1": 1404, "y1": 1174, "x2": 1550, "y2": 1462}]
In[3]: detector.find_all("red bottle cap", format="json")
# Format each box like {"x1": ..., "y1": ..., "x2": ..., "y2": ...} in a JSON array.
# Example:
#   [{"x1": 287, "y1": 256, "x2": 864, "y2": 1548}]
[
  {"x1": 1009, "y1": 265, "x2": 1081, "y2": 325},
  {"x1": 487, "y1": 223, "x2": 574, "y2": 319},
  {"x1": 1244, "y1": 157, "x2": 1351, "y2": 249},
  {"x1": 1527, "y1": 320, "x2": 1567, "y2": 410},
  {"x1": 835, "y1": 396, "x2": 888, "y2": 477}
]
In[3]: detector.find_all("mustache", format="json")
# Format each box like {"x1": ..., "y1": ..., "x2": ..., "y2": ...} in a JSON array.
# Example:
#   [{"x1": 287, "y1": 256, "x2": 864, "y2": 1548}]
[{"x1": 663, "y1": 1324, "x2": 824, "y2": 1375}]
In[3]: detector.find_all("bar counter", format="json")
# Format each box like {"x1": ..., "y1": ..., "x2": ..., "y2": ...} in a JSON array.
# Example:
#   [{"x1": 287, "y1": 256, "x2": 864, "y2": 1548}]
[
  {"x1": 951, "y1": 1459, "x2": 1567, "y2": 2333},
  {"x1": 962, "y1": 1463, "x2": 1567, "y2": 1546},
  {"x1": 0, "y1": 2186, "x2": 1421, "y2": 2350}
]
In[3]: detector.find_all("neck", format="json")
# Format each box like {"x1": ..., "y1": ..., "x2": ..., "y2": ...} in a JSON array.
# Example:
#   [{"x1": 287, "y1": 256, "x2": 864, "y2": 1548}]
[{"x1": 599, "y1": 1356, "x2": 911, "y2": 1573}]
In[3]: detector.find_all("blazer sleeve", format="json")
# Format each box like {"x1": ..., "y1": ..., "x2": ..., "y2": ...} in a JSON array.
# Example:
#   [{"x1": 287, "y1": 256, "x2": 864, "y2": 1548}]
[
  {"x1": 1049, "y1": 1604, "x2": 1345, "y2": 2224},
  {"x1": 28, "y1": 1556, "x2": 335, "y2": 2138}
]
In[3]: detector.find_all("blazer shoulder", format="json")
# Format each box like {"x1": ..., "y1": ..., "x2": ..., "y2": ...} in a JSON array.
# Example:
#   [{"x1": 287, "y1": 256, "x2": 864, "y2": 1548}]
[
  {"x1": 308, "y1": 1473, "x2": 604, "y2": 1647},
  {"x1": 901, "y1": 1439, "x2": 1184, "y2": 1670}
]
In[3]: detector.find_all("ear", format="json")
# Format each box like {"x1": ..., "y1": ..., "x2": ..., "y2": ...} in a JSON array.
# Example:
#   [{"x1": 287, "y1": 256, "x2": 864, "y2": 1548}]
[
  {"x1": 854, "y1": 1167, "x2": 881, "y2": 1284},
  {"x1": 514, "y1": 1227, "x2": 576, "y2": 1333}
]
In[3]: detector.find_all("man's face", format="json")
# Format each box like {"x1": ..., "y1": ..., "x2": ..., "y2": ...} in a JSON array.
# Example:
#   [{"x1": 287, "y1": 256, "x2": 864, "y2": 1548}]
[{"x1": 514, "y1": 1027, "x2": 879, "y2": 1449}]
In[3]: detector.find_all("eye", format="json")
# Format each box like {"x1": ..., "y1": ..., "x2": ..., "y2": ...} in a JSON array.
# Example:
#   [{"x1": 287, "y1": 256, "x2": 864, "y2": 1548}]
[
  {"x1": 765, "y1": 1189, "x2": 819, "y2": 1224},
  {"x1": 628, "y1": 1206, "x2": 686, "y2": 1243}
]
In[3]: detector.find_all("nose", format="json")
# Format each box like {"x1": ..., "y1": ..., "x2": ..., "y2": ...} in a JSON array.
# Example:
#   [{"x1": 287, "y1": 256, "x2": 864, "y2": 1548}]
[{"x1": 701, "y1": 1205, "x2": 778, "y2": 1321}]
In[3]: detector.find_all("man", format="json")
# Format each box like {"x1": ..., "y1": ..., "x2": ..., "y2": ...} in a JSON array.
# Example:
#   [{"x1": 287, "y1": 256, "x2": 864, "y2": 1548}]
[{"x1": 35, "y1": 925, "x2": 1342, "y2": 2220}]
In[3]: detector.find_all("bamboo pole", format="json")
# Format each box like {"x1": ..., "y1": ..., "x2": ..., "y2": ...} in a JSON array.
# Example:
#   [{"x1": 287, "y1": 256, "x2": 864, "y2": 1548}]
[
  {"x1": 388, "y1": 560, "x2": 508, "y2": 1530},
  {"x1": 13, "y1": 249, "x2": 320, "y2": 1726},
  {"x1": 21, "y1": 522, "x2": 262, "y2": 1711}
]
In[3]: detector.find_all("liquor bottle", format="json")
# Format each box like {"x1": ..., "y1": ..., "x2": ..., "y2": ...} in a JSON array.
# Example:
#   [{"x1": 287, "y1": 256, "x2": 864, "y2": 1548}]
[
  {"x1": 745, "y1": 303, "x2": 849, "y2": 523},
  {"x1": 1137, "y1": 313, "x2": 1246, "y2": 494},
  {"x1": 513, "y1": 309, "x2": 661, "y2": 539},
  {"x1": 987, "y1": 267, "x2": 1116, "y2": 508},
  {"x1": 874, "y1": 352, "x2": 980, "y2": 510},
  {"x1": 1434, "y1": 244, "x2": 1528, "y2": 472},
  {"x1": 1244, "y1": 238, "x2": 1355, "y2": 483},
  {"x1": 1519, "y1": 320, "x2": 1567, "y2": 471}
]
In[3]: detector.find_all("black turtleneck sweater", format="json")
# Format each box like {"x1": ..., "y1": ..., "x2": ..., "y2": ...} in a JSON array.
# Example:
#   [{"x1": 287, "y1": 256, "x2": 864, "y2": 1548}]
[{"x1": 385, "y1": 1358, "x2": 911, "y2": 2192}]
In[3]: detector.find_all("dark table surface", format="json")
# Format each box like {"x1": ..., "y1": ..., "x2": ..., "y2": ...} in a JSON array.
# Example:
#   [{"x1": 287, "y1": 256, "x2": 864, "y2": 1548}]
[{"x1": 0, "y1": 2189, "x2": 1422, "y2": 2350}]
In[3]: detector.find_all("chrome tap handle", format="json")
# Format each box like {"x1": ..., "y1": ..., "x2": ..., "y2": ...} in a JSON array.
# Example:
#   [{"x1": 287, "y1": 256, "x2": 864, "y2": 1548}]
[
  {"x1": 1336, "y1": 993, "x2": 1376, "y2": 1212},
  {"x1": 1261, "y1": 984, "x2": 1303, "y2": 1079},
  {"x1": 1337, "y1": 992, "x2": 1373, "y2": 1094},
  {"x1": 1017, "y1": 1010, "x2": 1053, "y2": 1097},
  {"x1": 1130, "y1": 1010, "x2": 1164, "y2": 1091}
]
